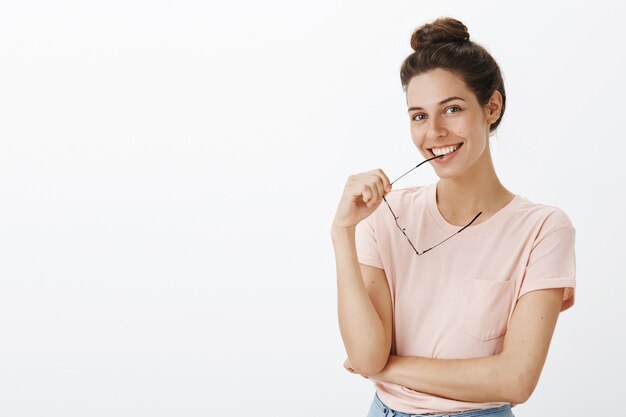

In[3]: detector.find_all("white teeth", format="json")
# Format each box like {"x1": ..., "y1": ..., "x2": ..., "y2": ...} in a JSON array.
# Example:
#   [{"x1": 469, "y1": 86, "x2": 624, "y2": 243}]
[{"x1": 432, "y1": 144, "x2": 459, "y2": 156}]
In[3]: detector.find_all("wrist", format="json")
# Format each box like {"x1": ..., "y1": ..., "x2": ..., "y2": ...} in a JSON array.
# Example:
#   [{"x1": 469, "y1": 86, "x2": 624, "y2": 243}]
[{"x1": 331, "y1": 223, "x2": 356, "y2": 240}]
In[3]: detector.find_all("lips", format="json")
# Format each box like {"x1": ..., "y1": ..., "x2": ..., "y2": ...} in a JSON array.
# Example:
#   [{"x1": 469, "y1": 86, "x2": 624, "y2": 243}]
[{"x1": 428, "y1": 142, "x2": 463, "y2": 158}]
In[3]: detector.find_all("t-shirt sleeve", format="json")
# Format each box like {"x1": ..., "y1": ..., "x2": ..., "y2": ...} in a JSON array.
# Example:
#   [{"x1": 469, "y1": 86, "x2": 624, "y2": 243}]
[
  {"x1": 518, "y1": 209, "x2": 576, "y2": 312},
  {"x1": 354, "y1": 214, "x2": 384, "y2": 270}
]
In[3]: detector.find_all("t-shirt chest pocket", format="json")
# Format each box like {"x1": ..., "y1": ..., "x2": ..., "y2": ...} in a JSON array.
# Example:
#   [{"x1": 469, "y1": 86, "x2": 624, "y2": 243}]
[{"x1": 457, "y1": 277, "x2": 516, "y2": 341}]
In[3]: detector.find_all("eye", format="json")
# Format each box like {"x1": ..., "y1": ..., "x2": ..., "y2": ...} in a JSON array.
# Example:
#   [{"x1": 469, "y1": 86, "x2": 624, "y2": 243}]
[
  {"x1": 412, "y1": 113, "x2": 427, "y2": 121},
  {"x1": 445, "y1": 106, "x2": 461, "y2": 114}
]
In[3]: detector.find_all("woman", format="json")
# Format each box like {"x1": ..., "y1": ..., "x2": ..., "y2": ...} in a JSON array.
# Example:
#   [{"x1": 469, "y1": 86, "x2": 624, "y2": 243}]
[{"x1": 331, "y1": 17, "x2": 576, "y2": 417}]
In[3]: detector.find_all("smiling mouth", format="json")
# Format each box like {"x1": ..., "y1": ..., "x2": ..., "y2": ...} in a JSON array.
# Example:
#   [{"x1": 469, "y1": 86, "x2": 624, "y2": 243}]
[{"x1": 428, "y1": 143, "x2": 463, "y2": 158}]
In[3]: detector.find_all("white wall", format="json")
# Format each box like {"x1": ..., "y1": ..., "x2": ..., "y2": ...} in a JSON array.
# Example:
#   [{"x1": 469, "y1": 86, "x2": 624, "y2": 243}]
[{"x1": 0, "y1": 0, "x2": 623, "y2": 415}]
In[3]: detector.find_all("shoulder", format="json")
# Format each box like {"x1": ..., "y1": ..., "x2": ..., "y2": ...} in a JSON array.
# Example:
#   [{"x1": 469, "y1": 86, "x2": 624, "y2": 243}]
[
  {"x1": 510, "y1": 195, "x2": 576, "y2": 246},
  {"x1": 515, "y1": 195, "x2": 574, "y2": 228}
]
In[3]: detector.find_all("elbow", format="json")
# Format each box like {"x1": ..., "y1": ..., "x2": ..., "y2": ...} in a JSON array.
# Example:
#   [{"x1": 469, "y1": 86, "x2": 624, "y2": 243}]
[
  {"x1": 350, "y1": 352, "x2": 389, "y2": 377},
  {"x1": 507, "y1": 386, "x2": 530, "y2": 405},
  {"x1": 349, "y1": 337, "x2": 391, "y2": 377},
  {"x1": 505, "y1": 372, "x2": 536, "y2": 405}
]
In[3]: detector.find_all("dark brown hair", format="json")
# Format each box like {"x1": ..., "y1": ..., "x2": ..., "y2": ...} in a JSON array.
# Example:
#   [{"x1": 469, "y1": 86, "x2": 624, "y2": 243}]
[{"x1": 400, "y1": 17, "x2": 506, "y2": 133}]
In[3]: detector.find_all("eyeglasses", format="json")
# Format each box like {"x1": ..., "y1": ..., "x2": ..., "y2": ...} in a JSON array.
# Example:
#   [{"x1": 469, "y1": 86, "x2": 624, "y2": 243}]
[{"x1": 381, "y1": 154, "x2": 482, "y2": 255}]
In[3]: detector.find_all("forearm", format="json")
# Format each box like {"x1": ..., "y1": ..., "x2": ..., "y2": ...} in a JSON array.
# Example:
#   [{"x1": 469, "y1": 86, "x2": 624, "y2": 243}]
[
  {"x1": 332, "y1": 225, "x2": 388, "y2": 375},
  {"x1": 370, "y1": 354, "x2": 518, "y2": 404}
]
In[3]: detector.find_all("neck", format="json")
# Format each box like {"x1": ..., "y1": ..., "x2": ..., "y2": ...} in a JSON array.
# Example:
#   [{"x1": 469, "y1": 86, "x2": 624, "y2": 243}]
[{"x1": 435, "y1": 145, "x2": 512, "y2": 220}]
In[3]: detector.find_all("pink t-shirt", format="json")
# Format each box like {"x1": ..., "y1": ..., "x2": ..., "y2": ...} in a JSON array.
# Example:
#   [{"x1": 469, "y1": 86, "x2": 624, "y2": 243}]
[{"x1": 354, "y1": 182, "x2": 576, "y2": 414}]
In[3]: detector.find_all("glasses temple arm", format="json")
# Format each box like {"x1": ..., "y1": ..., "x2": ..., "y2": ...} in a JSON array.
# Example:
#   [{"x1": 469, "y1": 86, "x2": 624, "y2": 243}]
[
  {"x1": 456, "y1": 211, "x2": 483, "y2": 234},
  {"x1": 390, "y1": 154, "x2": 442, "y2": 186}
]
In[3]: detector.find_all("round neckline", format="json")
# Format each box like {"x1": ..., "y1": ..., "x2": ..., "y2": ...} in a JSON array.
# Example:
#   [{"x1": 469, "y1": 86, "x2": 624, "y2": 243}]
[{"x1": 426, "y1": 182, "x2": 521, "y2": 236}]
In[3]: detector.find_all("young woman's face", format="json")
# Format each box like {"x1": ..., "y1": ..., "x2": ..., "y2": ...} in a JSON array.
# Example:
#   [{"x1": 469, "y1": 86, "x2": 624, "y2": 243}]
[{"x1": 406, "y1": 68, "x2": 497, "y2": 179}]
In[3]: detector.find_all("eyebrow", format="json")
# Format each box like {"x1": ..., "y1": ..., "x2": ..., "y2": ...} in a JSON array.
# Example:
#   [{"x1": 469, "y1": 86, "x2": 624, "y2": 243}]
[{"x1": 407, "y1": 96, "x2": 466, "y2": 112}]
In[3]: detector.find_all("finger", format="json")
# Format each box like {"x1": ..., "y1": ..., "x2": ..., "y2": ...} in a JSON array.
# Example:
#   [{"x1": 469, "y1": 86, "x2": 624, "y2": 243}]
[
  {"x1": 361, "y1": 184, "x2": 375, "y2": 205},
  {"x1": 370, "y1": 174, "x2": 384, "y2": 201},
  {"x1": 377, "y1": 169, "x2": 392, "y2": 193},
  {"x1": 366, "y1": 184, "x2": 381, "y2": 207},
  {"x1": 347, "y1": 174, "x2": 367, "y2": 200}
]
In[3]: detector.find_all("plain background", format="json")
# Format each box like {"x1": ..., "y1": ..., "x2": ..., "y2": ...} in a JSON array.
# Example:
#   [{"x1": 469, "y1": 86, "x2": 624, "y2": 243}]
[{"x1": 0, "y1": 0, "x2": 624, "y2": 416}]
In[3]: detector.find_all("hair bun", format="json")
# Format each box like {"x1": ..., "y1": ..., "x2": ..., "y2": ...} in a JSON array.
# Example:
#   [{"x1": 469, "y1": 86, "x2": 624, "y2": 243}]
[{"x1": 410, "y1": 17, "x2": 470, "y2": 51}]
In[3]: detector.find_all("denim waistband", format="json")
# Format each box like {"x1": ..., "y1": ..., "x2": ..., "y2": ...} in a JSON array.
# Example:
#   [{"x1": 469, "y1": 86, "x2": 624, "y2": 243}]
[{"x1": 372, "y1": 391, "x2": 513, "y2": 417}]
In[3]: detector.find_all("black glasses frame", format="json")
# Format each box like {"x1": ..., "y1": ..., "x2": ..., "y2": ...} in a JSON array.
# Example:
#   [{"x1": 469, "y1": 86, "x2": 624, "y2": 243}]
[{"x1": 381, "y1": 154, "x2": 482, "y2": 255}]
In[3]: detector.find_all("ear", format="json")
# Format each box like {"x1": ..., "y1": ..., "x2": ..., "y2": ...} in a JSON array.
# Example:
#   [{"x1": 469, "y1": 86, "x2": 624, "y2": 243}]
[{"x1": 484, "y1": 90, "x2": 503, "y2": 125}]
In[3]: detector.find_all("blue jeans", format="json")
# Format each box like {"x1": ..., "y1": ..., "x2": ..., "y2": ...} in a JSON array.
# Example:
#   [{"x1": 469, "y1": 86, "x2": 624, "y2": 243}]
[{"x1": 366, "y1": 392, "x2": 516, "y2": 417}]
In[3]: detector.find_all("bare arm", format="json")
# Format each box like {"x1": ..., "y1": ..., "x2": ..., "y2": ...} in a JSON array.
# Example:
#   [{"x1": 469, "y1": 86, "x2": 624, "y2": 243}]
[
  {"x1": 332, "y1": 225, "x2": 393, "y2": 376},
  {"x1": 366, "y1": 287, "x2": 564, "y2": 404}
]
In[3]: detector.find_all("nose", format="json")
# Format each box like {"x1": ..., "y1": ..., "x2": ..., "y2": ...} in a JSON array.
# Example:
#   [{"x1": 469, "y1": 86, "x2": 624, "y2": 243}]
[{"x1": 426, "y1": 116, "x2": 448, "y2": 141}]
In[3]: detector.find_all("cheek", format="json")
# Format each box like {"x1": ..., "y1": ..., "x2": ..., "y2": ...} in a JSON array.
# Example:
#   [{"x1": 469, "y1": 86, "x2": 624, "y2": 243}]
[
  {"x1": 410, "y1": 127, "x2": 425, "y2": 146},
  {"x1": 451, "y1": 113, "x2": 475, "y2": 134}
]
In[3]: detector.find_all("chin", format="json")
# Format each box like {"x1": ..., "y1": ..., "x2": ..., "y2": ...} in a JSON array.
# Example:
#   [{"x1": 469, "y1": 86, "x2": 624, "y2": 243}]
[
  {"x1": 433, "y1": 166, "x2": 464, "y2": 180},
  {"x1": 435, "y1": 172, "x2": 457, "y2": 180}
]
